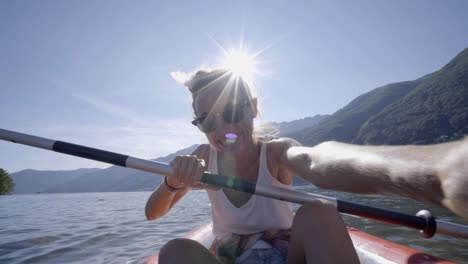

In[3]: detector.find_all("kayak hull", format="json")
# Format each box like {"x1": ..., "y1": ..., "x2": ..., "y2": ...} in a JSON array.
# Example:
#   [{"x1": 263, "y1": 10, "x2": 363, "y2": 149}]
[{"x1": 145, "y1": 223, "x2": 453, "y2": 264}]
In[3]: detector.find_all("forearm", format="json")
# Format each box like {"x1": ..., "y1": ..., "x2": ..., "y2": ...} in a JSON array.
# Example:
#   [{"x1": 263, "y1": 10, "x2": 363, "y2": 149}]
[
  {"x1": 145, "y1": 181, "x2": 189, "y2": 221},
  {"x1": 286, "y1": 139, "x2": 467, "y2": 211}
]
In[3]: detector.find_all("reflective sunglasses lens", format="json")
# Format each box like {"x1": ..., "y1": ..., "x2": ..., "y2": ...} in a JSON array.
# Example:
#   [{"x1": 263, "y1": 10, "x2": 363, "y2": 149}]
[
  {"x1": 200, "y1": 118, "x2": 216, "y2": 133},
  {"x1": 195, "y1": 101, "x2": 248, "y2": 133}
]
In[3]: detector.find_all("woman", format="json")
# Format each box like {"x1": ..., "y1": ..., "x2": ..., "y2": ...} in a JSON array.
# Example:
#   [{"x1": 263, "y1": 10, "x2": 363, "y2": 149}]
[{"x1": 145, "y1": 68, "x2": 468, "y2": 264}]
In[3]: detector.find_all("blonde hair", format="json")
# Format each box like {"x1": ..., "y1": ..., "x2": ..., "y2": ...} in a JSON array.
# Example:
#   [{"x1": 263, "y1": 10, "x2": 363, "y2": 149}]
[{"x1": 172, "y1": 68, "x2": 276, "y2": 141}]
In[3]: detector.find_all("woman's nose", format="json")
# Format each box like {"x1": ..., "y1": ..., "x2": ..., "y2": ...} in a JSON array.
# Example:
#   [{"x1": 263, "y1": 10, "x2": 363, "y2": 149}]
[{"x1": 216, "y1": 118, "x2": 236, "y2": 132}]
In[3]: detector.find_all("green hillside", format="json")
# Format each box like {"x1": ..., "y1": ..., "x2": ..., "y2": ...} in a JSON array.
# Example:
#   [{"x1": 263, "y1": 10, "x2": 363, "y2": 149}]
[
  {"x1": 288, "y1": 47, "x2": 468, "y2": 146},
  {"x1": 355, "y1": 48, "x2": 468, "y2": 145},
  {"x1": 290, "y1": 80, "x2": 421, "y2": 146}
]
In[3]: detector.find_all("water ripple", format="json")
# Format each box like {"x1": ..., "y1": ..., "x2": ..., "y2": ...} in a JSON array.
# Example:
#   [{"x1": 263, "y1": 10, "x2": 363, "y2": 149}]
[
  {"x1": 0, "y1": 235, "x2": 62, "y2": 250},
  {"x1": 1, "y1": 191, "x2": 467, "y2": 263}
]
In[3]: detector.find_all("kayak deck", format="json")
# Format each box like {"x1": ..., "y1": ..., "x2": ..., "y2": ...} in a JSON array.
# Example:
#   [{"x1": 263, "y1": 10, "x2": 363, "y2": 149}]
[{"x1": 145, "y1": 223, "x2": 453, "y2": 264}]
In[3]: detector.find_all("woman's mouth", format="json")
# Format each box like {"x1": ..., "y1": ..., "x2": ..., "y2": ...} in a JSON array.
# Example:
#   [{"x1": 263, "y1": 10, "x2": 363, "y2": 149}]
[{"x1": 215, "y1": 133, "x2": 238, "y2": 150}]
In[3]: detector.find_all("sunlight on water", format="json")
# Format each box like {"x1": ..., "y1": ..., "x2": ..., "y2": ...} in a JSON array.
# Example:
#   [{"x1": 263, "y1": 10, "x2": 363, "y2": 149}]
[
  {"x1": 0, "y1": 192, "x2": 212, "y2": 264},
  {"x1": 0, "y1": 189, "x2": 467, "y2": 263}
]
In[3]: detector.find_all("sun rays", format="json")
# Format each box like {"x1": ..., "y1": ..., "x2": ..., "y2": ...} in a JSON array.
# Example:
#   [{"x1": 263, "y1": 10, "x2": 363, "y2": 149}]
[
  {"x1": 222, "y1": 49, "x2": 257, "y2": 83},
  {"x1": 170, "y1": 35, "x2": 272, "y2": 138}
]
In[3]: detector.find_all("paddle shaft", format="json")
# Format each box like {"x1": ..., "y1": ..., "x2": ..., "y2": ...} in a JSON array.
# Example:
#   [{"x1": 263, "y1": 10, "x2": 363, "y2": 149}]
[{"x1": 1, "y1": 128, "x2": 468, "y2": 239}]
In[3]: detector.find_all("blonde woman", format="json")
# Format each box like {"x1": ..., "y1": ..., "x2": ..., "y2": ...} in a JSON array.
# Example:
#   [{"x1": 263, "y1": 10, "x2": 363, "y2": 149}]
[{"x1": 146, "y1": 68, "x2": 468, "y2": 264}]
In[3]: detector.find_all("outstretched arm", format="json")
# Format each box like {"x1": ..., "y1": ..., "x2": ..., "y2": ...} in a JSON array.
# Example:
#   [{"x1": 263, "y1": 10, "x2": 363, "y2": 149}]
[{"x1": 280, "y1": 137, "x2": 468, "y2": 220}]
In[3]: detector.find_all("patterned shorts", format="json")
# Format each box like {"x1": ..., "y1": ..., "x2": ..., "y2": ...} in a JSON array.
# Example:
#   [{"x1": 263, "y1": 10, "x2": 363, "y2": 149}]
[
  {"x1": 210, "y1": 230, "x2": 291, "y2": 264},
  {"x1": 235, "y1": 240, "x2": 289, "y2": 264}
]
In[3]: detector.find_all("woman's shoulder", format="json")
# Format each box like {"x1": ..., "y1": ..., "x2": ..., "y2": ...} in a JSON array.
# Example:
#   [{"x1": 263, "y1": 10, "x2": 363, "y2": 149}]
[
  {"x1": 263, "y1": 138, "x2": 301, "y2": 184},
  {"x1": 264, "y1": 137, "x2": 302, "y2": 164},
  {"x1": 265, "y1": 137, "x2": 302, "y2": 153}
]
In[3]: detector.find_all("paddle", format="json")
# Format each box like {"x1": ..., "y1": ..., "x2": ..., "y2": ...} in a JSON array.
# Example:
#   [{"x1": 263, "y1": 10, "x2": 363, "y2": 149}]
[{"x1": 1, "y1": 128, "x2": 468, "y2": 239}]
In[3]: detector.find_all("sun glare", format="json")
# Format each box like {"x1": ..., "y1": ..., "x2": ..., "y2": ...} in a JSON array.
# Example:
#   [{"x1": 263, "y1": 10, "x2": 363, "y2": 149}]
[{"x1": 223, "y1": 50, "x2": 257, "y2": 81}]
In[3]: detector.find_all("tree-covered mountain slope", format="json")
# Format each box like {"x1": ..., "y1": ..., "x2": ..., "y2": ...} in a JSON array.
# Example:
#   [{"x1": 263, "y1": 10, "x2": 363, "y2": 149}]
[
  {"x1": 287, "y1": 80, "x2": 421, "y2": 145},
  {"x1": 355, "y1": 48, "x2": 468, "y2": 145},
  {"x1": 288, "y1": 47, "x2": 468, "y2": 146}
]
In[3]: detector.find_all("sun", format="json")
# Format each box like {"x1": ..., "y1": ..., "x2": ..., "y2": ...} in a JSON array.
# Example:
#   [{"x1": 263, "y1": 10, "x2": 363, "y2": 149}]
[
  {"x1": 222, "y1": 49, "x2": 257, "y2": 82},
  {"x1": 207, "y1": 35, "x2": 270, "y2": 88}
]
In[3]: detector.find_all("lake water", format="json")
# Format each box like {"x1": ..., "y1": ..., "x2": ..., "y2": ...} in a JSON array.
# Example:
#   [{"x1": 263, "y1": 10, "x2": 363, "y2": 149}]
[{"x1": 1, "y1": 187, "x2": 467, "y2": 263}]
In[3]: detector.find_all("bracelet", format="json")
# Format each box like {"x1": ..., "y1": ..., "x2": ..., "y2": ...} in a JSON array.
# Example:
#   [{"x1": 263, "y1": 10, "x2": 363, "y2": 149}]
[{"x1": 164, "y1": 176, "x2": 183, "y2": 192}]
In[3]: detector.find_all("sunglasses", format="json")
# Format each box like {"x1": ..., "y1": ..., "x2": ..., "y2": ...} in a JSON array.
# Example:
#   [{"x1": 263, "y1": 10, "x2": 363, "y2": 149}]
[{"x1": 191, "y1": 100, "x2": 251, "y2": 133}]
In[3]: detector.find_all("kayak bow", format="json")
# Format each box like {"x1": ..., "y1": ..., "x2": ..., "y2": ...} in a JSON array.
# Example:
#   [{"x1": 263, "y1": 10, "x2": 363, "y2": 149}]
[{"x1": 144, "y1": 222, "x2": 454, "y2": 264}]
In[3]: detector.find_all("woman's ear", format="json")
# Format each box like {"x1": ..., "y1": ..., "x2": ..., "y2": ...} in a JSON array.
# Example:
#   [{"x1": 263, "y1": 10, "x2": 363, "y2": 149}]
[{"x1": 250, "y1": 97, "x2": 258, "y2": 118}]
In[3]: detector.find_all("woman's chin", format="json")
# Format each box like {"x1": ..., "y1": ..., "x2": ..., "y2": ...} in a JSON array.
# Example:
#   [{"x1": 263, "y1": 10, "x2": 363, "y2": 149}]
[
  {"x1": 216, "y1": 142, "x2": 237, "y2": 153},
  {"x1": 214, "y1": 138, "x2": 243, "y2": 153}
]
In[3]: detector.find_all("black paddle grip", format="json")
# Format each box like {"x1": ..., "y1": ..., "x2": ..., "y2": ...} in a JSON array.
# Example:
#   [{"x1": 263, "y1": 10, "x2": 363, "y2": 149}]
[
  {"x1": 337, "y1": 200, "x2": 429, "y2": 232},
  {"x1": 53, "y1": 141, "x2": 129, "y2": 167}
]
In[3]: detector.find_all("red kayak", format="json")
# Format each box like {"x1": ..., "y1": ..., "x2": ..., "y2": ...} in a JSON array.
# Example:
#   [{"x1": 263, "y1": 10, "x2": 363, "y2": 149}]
[{"x1": 145, "y1": 222, "x2": 453, "y2": 264}]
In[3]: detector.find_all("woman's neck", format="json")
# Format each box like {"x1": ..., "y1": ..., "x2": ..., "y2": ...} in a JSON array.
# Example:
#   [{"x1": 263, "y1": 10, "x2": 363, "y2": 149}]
[{"x1": 218, "y1": 137, "x2": 261, "y2": 173}]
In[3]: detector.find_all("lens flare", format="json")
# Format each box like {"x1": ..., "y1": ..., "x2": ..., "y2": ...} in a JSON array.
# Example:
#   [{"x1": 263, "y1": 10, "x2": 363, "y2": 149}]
[{"x1": 225, "y1": 133, "x2": 238, "y2": 144}]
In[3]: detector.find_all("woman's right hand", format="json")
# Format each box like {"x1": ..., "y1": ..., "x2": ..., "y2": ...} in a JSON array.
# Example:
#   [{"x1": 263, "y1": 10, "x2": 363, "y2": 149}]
[
  {"x1": 167, "y1": 155, "x2": 207, "y2": 189},
  {"x1": 145, "y1": 146, "x2": 209, "y2": 221}
]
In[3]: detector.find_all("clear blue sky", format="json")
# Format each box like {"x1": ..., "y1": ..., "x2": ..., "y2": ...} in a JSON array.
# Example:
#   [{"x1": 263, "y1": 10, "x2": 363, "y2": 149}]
[{"x1": 1, "y1": 0, "x2": 467, "y2": 173}]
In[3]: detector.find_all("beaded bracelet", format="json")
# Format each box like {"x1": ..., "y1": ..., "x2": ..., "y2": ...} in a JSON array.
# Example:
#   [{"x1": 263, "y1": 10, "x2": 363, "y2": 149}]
[{"x1": 164, "y1": 176, "x2": 183, "y2": 192}]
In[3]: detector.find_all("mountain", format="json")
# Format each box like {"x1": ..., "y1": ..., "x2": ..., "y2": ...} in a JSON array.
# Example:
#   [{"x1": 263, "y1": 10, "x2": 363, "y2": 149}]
[
  {"x1": 44, "y1": 144, "x2": 199, "y2": 193},
  {"x1": 10, "y1": 116, "x2": 325, "y2": 193},
  {"x1": 287, "y1": 80, "x2": 421, "y2": 145},
  {"x1": 11, "y1": 168, "x2": 100, "y2": 194},
  {"x1": 268, "y1": 115, "x2": 330, "y2": 137},
  {"x1": 9, "y1": 47, "x2": 468, "y2": 193},
  {"x1": 354, "y1": 48, "x2": 468, "y2": 145},
  {"x1": 288, "y1": 47, "x2": 468, "y2": 146}
]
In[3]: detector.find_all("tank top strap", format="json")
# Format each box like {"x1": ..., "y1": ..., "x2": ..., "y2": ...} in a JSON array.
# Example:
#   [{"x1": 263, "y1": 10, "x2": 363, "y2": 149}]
[
  {"x1": 257, "y1": 142, "x2": 269, "y2": 184},
  {"x1": 208, "y1": 146, "x2": 218, "y2": 173}
]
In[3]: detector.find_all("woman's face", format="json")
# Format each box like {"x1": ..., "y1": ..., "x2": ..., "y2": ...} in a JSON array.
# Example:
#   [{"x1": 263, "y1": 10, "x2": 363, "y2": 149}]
[{"x1": 193, "y1": 85, "x2": 257, "y2": 153}]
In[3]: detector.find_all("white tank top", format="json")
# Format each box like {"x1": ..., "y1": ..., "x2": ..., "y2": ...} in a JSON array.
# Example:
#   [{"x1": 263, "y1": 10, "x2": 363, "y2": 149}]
[{"x1": 206, "y1": 142, "x2": 294, "y2": 238}]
